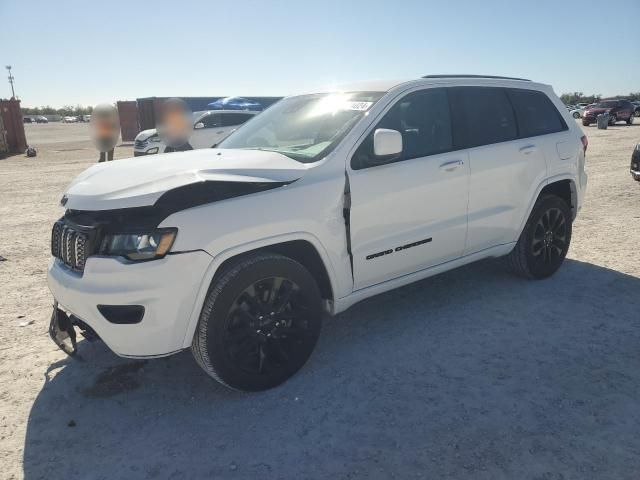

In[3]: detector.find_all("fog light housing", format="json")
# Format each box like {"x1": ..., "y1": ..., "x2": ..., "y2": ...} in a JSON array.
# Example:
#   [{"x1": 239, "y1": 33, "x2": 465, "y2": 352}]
[
  {"x1": 147, "y1": 147, "x2": 159, "y2": 154},
  {"x1": 97, "y1": 305, "x2": 145, "y2": 324}
]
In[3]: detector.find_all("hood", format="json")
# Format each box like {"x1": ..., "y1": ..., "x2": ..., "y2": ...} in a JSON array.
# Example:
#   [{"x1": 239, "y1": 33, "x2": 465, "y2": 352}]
[
  {"x1": 135, "y1": 128, "x2": 158, "y2": 141},
  {"x1": 585, "y1": 107, "x2": 609, "y2": 115},
  {"x1": 63, "y1": 148, "x2": 310, "y2": 211}
]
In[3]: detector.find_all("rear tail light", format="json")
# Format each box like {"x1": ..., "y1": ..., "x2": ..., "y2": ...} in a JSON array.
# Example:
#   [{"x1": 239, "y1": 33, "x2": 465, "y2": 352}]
[{"x1": 581, "y1": 135, "x2": 588, "y2": 154}]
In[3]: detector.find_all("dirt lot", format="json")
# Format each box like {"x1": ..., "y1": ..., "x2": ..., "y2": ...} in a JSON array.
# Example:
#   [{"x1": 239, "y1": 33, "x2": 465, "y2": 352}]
[{"x1": 1, "y1": 121, "x2": 639, "y2": 479}]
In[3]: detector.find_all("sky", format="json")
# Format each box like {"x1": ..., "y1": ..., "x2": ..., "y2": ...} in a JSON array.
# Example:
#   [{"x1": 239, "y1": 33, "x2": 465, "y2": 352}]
[{"x1": 1, "y1": 0, "x2": 639, "y2": 108}]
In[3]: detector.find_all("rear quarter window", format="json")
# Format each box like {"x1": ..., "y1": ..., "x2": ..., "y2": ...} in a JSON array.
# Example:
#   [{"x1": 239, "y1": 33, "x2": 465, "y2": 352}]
[{"x1": 507, "y1": 89, "x2": 568, "y2": 138}]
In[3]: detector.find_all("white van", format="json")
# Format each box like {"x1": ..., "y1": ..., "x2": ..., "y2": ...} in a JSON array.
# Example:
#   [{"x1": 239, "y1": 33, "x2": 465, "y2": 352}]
[{"x1": 48, "y1": 75, "x2": 588, "y2": 391}]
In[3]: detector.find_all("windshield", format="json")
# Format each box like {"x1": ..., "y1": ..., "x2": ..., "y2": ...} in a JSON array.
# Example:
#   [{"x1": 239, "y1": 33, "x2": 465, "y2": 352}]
[{"x1": 218, "y1": 91, "x2": 385, "y2": 162}]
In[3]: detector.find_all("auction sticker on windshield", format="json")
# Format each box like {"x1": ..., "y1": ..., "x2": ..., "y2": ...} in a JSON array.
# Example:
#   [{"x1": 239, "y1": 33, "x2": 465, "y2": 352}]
[{"x1": 345, "y1": 101, "x2": 373, "y2": 111}]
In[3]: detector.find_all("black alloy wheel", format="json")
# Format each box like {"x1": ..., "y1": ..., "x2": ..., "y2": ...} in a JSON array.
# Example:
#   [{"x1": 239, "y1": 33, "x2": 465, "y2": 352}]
[
  {"x1": 223, "y1": 276, "x2": 312, "y2": 377},
  {"x1": 191, "y1": 253, "x2": 323, "y2": 391},
  {"x1": 530, "y1": 207, "x2": 568, "y2": 269},
  {"x1": 507, "y1": 194, "x2": 572, "y2": 279}
]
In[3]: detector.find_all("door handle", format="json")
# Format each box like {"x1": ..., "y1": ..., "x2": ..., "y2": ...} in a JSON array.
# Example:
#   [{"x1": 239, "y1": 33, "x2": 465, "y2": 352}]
[
  {"x1": 439, "y1": 160, "x2": 464, "y2": 172},
  {"x1": 519, "y1": 145, "x2": 537, "y2": 155}
]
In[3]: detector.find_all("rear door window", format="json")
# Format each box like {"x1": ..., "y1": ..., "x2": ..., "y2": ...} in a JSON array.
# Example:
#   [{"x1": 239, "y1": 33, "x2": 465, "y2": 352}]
[
  {"x1": 507, "y1": 89, "x2": 567, "y2": 137},
  {"x1": 449, "y1": 87, "x2": 517, "y2": 149}
]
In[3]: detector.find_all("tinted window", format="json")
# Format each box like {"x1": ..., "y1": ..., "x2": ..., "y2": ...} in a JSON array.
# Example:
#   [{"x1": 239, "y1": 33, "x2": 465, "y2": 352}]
[
  {"x1": 200, "y1": 113, "x2": 222, "y2": 128},
  {"x1": 508, "y1": 89, "x2": 567, "y2": 137},
  {"x1": 449, "y1": 87, "x2": 517, "y2": 149},
  {"x1": 352, "y1": 88, "x2": 452, "y2": 169},
  {"x1": 596, "y1": 101, "x2": 617, "y2": 108},
  {"x1": 222, "y1": 113, "x2": 254, "y2": 127}
]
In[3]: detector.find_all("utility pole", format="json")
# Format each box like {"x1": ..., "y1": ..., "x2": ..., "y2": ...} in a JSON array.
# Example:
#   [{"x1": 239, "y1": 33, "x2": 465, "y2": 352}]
[{"x1": 5, "y1": 66, "x2": 16, "y2": 99}]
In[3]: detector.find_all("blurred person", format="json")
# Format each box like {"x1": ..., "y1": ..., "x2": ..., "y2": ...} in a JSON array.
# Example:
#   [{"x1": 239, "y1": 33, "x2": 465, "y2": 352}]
[
  {"x1": 90, "y1": 104, "x2": 119, "y2": 162},
  {"x1": 157, "y1": 98, "x2": 193, "y2": 152}
]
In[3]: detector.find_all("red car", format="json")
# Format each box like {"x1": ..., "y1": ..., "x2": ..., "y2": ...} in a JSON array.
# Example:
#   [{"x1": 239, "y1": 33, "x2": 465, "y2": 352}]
[{"x1": 582, "y1": 100, "x2": 635, "y2": 126}]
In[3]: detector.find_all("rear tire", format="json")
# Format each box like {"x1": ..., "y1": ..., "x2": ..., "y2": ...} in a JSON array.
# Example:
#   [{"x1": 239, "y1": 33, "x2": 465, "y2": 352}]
[
  {"x1": 582, "y1": 120, "x2": 590, "y2": 126},
  {"x1": 572, "y1": 112, "x2": 580, "y2": 119},
  {"x1": 507, "y1": 195, "x2": 572, "y2": 279},
  {"x1": 191, "y1": 253, "x2": 323, "y2": 391}
]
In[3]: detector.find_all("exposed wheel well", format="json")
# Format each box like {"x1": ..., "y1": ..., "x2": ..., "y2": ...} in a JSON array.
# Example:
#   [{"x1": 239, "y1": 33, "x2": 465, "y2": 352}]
[
  {"x1": 540, "y1": 179, "x2": 576, "y2": 219},
  {"x1": 213, "y1": 240, "x2": 334, "y2": 302}
]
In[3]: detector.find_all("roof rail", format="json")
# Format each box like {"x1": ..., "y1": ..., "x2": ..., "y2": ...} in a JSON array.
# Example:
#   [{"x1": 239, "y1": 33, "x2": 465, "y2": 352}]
[{"x1": 422, "y1": 74, "x2": 531, "y2": 81}]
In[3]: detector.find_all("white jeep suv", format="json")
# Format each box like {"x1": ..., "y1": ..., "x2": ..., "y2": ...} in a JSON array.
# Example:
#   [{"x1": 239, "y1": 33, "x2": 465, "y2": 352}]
[{"x1": 48, "y1": 75, "x2": 588, "y2": 391}]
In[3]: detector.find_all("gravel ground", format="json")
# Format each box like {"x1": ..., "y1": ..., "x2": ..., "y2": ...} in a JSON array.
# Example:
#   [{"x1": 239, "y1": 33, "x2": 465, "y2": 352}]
[{"x1": 0, "y1": 121, "x2": 639, "y2": 480}]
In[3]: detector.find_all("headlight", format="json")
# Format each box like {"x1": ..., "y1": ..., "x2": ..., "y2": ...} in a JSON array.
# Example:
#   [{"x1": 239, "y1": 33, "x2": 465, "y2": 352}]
[
  {"x1": 149, "y1": 136, "x2": 162, "y2": 143},
  {"x1": 101, "y1": 228, "x2": 177, "y2": 261}
]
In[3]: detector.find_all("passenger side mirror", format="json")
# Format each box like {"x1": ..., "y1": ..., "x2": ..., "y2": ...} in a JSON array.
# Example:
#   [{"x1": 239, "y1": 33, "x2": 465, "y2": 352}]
[
  {"x1": 194, "y1": 122, "x2": 205, "y2": 130},
  {"x1": 373, "y1": 128, "x2": 402, "y2": 160}
]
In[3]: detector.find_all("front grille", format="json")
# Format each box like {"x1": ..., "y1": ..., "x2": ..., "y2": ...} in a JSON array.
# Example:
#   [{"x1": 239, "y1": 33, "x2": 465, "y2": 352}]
[
  {"x1": 51, "y1": 221, "x2": 91, "y2": 272},
  {"x1": 134, "y1": 139, "x2": 148, "y2": 149}
]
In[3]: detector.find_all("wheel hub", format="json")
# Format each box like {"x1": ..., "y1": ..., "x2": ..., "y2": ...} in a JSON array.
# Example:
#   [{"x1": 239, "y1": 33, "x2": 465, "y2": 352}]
[{"x1": 255, "y1": 312, "x2": 287, "y2": 336}]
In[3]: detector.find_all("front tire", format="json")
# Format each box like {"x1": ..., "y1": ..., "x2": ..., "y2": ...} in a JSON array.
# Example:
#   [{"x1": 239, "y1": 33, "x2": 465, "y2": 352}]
[
  {"x1": 582, "y1": 120, "x2": 590, "y2": 126},
  {"x1": 507, "y1": 195, "x2": 572, "y2": 279},
  {"x1": 627, "y1": 113, "x2": 634, "y2": 125},
  {"x1": 609, "y1": 114, "x2": 617, "y2": 126},
  {"x1": 192, "y1": 253, "x2": 323, "y2": 391}
]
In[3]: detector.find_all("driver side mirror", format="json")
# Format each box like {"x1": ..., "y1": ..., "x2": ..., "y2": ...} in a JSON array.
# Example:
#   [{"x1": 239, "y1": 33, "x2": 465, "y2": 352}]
[
  {"x1": 373, "y1": 128, "x2": 402, "y2": 160},
  {"x1": 194, "y1": 122, "x2": 205, "y2": 130}
]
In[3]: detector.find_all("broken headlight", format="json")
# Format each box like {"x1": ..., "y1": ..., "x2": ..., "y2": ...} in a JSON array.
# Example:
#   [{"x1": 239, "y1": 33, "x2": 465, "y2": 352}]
[{"x1": 101, "y1": 228, "x2": 177, "y2": 261}]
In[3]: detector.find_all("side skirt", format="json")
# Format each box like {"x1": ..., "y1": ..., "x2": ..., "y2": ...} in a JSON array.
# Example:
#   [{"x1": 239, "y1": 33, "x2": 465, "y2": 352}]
[{"x1": 332, "y1": 242, "x2": 515, "y2": 315}]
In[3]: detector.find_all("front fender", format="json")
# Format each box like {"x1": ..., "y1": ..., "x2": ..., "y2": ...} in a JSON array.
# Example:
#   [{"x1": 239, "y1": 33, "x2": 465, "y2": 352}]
[{"x1": 179, "y1": 231, "x2": 341, "y2": 349}]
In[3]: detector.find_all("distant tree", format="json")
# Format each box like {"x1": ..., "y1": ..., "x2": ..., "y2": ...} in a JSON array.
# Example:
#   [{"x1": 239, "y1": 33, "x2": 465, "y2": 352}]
[
  {"x1": 560, "y1": 92, "x2": 601, "y2": 105},
  {"x1": 21, "y1": 104, "x2": 96, "y2": 117}
]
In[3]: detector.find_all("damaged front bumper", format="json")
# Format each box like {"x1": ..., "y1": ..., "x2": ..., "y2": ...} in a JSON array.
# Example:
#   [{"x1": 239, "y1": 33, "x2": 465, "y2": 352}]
[
  {"x1": 49, "y1": 301, "x2": 100, "y2": 356},
  {"x1": 47, "y1": 250, "x2": 213, "y2": 358}
]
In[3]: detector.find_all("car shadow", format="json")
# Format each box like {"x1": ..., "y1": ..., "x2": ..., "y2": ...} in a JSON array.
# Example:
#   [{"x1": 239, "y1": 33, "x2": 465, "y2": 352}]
[{"x1": 23, "y1": 259, "x2": 640, "y2": 479}]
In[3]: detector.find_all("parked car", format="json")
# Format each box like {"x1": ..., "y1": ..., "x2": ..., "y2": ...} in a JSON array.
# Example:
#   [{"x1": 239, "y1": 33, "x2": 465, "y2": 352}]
[
  {"x1": 569, "y1": 107, "x2": 584, "y2": 119},
  {"x1": 23, "y1": 116, "x2": 34, "y2": 123},
  {"x1": 48, "y1": 75, "x2": 587, "y2": 391},
  {"x1": 582, "y1": 100, "x2": 635, "y2": 126},
  {"x1": 62, "y1": 116, "x2": 78, "y2": 123},
  {"x1": 631, "y1": 142, "x2": 640, "y2": 182},
  {"x1": 134, "y1": 110, "x2": 257, "y2": 156},
  {"x1": 35, "y1": 116, "x2": 49, "y2": 123}
]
